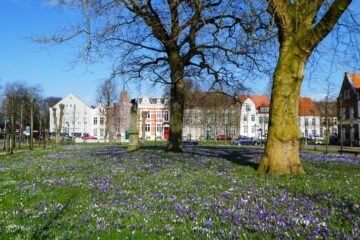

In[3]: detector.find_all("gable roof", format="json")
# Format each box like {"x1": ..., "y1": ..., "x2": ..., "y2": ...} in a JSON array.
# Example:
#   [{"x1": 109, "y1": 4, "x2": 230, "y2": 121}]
[
  {"x1": 299, "y1": 97, "x2": 320, "y2": 116},
  {"x1": 51, "y1": 93, "x2": 91, "y2": 109},
  {"x1": 348, "y1": 73, "x2": 360, "y2": 89},
  {"x1": 249, "y1": 95, "x2": 270, "y2": 109}
]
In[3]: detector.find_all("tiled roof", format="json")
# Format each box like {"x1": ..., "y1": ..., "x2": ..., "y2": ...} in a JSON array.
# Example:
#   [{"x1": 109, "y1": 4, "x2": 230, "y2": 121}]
[
  {"x1": 249, "y1": 95, "x2": 270, "y2": 108},
  {"x1": 236, "y1": 95, "x2": 270, "y2": 109},
  {"x1": 186, "y1": 92, "x2": 235, "y2": 108},
  {"x1": 349, "y1": 73, "x2": 360, "y2": 89},
  {"x1": 314, "y1": 101, "x2": 337, "y2": 117},
  {"x1": 299, "y1": 97, "x2": 320, "y2": 116}
]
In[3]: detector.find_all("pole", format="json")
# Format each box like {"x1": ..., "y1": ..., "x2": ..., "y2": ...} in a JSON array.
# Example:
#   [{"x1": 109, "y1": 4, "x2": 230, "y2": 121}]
[{"x1": 30, "y1": 93, "x2": 34, "y2": 151}]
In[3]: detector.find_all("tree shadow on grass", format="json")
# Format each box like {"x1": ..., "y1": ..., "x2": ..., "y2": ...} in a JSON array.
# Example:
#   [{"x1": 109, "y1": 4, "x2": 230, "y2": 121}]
[
  {"x1": 32, "y1": 197, "x2": 73, "y2": 239},
  {"x1": 184, "y1": 146, "x2": 261, "y2": 170},
  {"x1": 102, "y1": 145, "x2": 261, "y2": 170}
]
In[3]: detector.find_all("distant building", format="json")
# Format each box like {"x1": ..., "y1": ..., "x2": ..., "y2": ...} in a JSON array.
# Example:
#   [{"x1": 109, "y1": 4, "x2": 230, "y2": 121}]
[
  {"x1": 240, "y1": 95, "x2": 270, "y2": 139},
  {"x1": 183, "y1": 92, "x2": 238, "y2": 140},
  {"x1": 49, "y1": 93, "x2": 105, "y2": 139},
  {"x1": 182, "y1": 93, "x2": 270, "y2": 140},
  {"x1": 298, "y1": 97, "x2": 321, "y2": 138},
  {"x1": 315, "y1": 101, "x2": 338, "y2": 138},
  {"x1": 137, "y1": 97, "x2": 170, "y2": 141},
  {"x1": 337, "y1": 73, "x2": 360, "y2": 146},
  {"x1": 111, "y1": 91, "x2": 131, "y2": 142}
]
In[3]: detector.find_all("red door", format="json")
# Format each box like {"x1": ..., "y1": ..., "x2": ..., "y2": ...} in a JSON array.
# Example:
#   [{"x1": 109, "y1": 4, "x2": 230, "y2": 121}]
[{"x1": 164, "y1": 127, "x2": 169, "y2": 140}]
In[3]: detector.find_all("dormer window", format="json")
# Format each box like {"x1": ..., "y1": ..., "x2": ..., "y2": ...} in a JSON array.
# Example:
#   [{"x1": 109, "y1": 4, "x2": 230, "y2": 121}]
[
  {"x1": 143, "y1": 98, "x2": 149, "y2": 104},
  {"x1": 157, "y1": 99, "x2": 161, "y2": 104}
]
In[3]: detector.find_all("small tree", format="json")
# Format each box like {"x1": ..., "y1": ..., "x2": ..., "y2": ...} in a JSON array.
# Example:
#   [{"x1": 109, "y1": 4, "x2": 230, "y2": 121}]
[{"x1": 96, "y1": 78, "x2": 118, "y2": 142}]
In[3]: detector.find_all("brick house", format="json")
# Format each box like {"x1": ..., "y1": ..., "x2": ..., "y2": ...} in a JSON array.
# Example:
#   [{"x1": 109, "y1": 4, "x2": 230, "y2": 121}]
[
  {"x1": 111, "y1": 90, "x2": 131, "y2": 142},
  {"x1": 137, "y1": 97, "x2": 170, "y2": 141},
  {"x1": 337, "y1": 73, "x2": 360, "y2": 146}
]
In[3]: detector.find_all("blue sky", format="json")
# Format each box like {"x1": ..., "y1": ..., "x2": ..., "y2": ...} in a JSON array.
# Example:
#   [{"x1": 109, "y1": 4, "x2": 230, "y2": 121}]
[{"x1": 0, "y1": 0, "x2": 359, "y2": 105}]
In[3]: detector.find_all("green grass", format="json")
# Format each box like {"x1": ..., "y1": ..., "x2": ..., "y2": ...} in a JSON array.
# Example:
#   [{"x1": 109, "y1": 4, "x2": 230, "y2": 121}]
[{"x1": 0, "y1": 145, "x2": 359, "y2": 239}]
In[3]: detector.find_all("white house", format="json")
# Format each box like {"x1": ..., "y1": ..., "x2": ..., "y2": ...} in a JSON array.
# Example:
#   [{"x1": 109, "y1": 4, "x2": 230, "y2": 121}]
[
  {"x1": 298, "y1": 97, "x2": 321, "y2": 138},
  {"x1": 49, "y1": 93, "x2": 106, "y2": 139},
  {"x1": 237, "y1": 95, "x2": 270, "y2": 139}
]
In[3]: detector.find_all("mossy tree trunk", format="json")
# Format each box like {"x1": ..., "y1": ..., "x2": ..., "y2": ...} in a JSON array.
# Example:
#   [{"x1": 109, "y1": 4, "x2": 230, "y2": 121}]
[
  {"x1": 167, "y1": 55, "x2": 185, "y2": 152},
  {"x1": 258, "y1": 44, "x2": 306, "y2": 174},
  {"x1": 258, "y1": 0, "x2": 352, "y2": 175}
]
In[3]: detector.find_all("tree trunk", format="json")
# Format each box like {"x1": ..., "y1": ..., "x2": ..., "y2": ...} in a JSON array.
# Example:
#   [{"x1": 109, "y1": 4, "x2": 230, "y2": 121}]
[
  {"x1": 167, "y1": 58, "x2": 185, "y2": 152},
  {"x1": 141, "y1": 111, "x2": 147, "y2": 144},
  {"x1": 30, "y1": 95, "x2": 34, "y2": 151},
  {"x1": 11, "y1": 111, "x2": 15, "y2": 154},
  {"x1": 258, "y1": 45, "x2": 307, "y2": 175}
]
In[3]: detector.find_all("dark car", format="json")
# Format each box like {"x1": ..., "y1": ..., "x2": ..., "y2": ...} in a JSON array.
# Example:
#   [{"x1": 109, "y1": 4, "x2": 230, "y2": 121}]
[
  {"x1": 329, "y1": 135, "x2": 339, "y2": 145},
  {"x1": 182, "y1": 137, "x2": 198, "y2": 145},
  {"x1": 216, "y1": 135, "x2": 232, "y2": 140},
  {"x1": 232, "y1": 136, "x2": 259, "y2": 145}
]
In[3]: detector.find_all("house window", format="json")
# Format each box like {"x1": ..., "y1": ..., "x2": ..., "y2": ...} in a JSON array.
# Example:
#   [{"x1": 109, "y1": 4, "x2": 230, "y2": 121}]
[
  {"x1": 251, "y1": 126, "x2": 255, "y2": 133},
  {"x1": 189, "y1": 115, "x2": 193, "y2": 124},
  {"x1": 156, "y1": 110, "x2": 162, "y2": 119},
  {"x1": 305, "y1": 118, "x2": 308, "y2": 126},
  {"x1": 243, "y1": 115, "x2": 247, "y2": 121},
  {"x1": 93, "y1": 129, "x2": 97, "y2": 136},
  {"x1": 100, "y1": 117, "x2": 104, "y2": 125},
  {"x1": 251, "y1": 115, "x2": 255, "y2": 122},
  {"x1": 225, "y1": 116, "x2": 228, "y2": 124},
  {"x1": 100, "y1": 129, "x2": 104, "y2": 136},
  {"x1": 122, "y1": 118, "x2": 127, "y2": 124},
  {"x1": 312, "y1": 118, "x2": 316, "y2": 126},
  {"x1": 164, "y1": 111, "x2": 169, "y2": 121},
  {"x1": 246, "y1": 104, "x2": 251, "y2": 111},
  {"x1": 349, "y1": 107, "x2": 354, "y2": 118},
  {"x1": 157, "y1": 124, "x2": 162, "y2": 132},
  {"x1": 116, "y1": 128, "x2": 120, "y2": 134},
  {"x1": 145, "y1": 123, "x2": 150, "y2": 132},
  {"x1": 244, "y1": 127, "x2": 248, "y2": 134},
  {"x1": 93, "y1": 117, "x2": 98, "y2": 125},
  {"x1": 312, "y1": 130, "x2": 317, "y2": 137}
]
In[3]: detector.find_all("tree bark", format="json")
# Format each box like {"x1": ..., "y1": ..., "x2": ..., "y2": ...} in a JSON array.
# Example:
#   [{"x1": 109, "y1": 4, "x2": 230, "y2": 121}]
[
  {"x1": 258, "y1": 44, "x2": 307, "y2": 175},
  {"x1": 167, "y1": 57, "x2": 185, "y2": 152}
]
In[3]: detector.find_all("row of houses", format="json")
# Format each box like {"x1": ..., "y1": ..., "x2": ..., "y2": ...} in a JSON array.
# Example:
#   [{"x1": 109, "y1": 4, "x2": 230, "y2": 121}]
[{"x1": 49, "y1": 91, "x2": 337, "y2": 142}]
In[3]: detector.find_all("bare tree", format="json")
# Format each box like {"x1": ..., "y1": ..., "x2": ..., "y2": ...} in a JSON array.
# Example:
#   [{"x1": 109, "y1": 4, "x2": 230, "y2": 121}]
[
  {"x1": 37, "y1": 0, "x2": 272, "y2": 152},
  {"x1": 3, "y1": 82, "x2": 29, "y2": 152},
  {"x1": 96, "y1": 78, "x2": 118, "y2": 142},
  {"x1": 258, "y1": 0, "x2": 354, "y2": 174}
]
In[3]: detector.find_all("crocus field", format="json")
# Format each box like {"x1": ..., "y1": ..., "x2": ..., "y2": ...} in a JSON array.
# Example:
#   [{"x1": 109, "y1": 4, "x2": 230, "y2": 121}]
[{"x1": 0, "y1": 145, "x2": 359, "y2": 239}]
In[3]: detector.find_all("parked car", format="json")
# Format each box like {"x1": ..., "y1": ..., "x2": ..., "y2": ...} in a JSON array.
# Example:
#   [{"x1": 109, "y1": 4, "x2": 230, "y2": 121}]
[
  {"x1": 182, "y1": 137, "x2": 198, "y2": 145},
  {"x1": 216, "y1": 135, "x2": 232, "y2": 140},
  {"x1": 232, "y1": 136, "x2": 259, "y2": 145},
  {"x1": 329, "y1": 135, "x2": 339, "y2": 145},
  {"x1": 82, "y1": 135, "x2": 97, "y2": 140}
]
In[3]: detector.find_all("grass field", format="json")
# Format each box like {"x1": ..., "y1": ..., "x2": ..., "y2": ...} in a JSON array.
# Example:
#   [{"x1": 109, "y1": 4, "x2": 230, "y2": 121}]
[{"x1": 0, "y1": 145, "x2": 359, "y2": 239}]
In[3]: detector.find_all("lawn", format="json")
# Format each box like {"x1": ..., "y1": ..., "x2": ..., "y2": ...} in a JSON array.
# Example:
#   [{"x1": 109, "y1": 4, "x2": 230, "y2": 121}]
[{"x1": 0, "y1": 145, "x2": 359, "y2": 239}]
